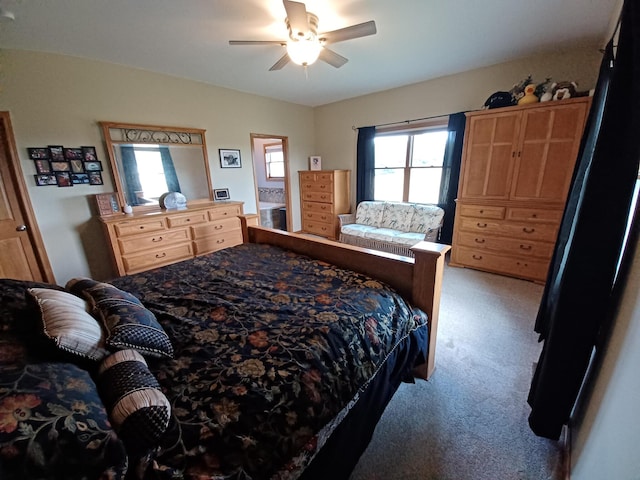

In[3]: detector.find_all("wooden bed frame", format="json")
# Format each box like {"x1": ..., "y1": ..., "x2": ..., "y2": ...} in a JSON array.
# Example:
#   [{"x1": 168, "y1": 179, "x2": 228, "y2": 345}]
[{"x1": 243, "y1": 223, "x2": 450, "y2": 379}]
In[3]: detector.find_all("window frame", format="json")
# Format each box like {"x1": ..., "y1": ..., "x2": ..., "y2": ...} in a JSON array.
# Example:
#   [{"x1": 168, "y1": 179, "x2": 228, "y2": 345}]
[{"x1": 263, "y1": 142, "x2": 284, "y2": 181}]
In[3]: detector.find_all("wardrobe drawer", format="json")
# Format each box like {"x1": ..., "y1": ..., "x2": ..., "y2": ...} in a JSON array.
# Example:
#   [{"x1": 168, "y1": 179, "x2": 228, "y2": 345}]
[
  {"x1": 302, "y1": 191, "x2": 333, "y2": 203},
  {"x1": 166, "y1": 211, "x2": 208, "y2": 228},
  {"x1": 118, "y1": 228, "x2": 190, "y2": 255},
  {"x1": 208, "y1": 205, "x2": 242, "y2": 220},
  {"x1": 302, "y1": 219, "x2": 334, "y2": 238},
  {"x1": 302, "y1": 202, "x2": 334, "y2": 214},
  {"x1": 457, "y1": 217, "x2": 558, "y2": 242},
  {"x1": 114, "y1": 218, "x2": 166, "y2": 237},
  {"x1": 456, "y1": 231, "x2": 555, "y2": 259},
  {"x1": 193, "y1": 230, "x2": 243, "y2": 255},
  {"x1": 301, "y1": 209, "x2": 333, "y2": 224},
  {"x1": 123, "y1": 243, "x2": 193, "y2": 274},
  {"x1": 454, "y1": 246, "x2": 549, "y2": 282},
  {"x1": 507, "y1": 207, "x2": 563, "y2": 223},
  {"x1": 300, "y1": 180, "x2": 333, "y2": 193},
  {"x1": 191, "y1": 217, "x2": 241, "y2": 239},
  {"x1": 458, "y1": 204, "x2": 505, "y2": 219}
]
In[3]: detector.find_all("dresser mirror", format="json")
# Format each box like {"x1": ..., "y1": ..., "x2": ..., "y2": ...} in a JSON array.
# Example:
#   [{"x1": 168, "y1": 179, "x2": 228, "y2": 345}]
[{"x1": 99, "y1": 121, "x2": 213, "y2": 211}]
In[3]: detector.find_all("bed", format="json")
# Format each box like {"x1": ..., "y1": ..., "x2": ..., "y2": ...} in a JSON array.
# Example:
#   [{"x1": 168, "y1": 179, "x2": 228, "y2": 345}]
[{"x1": 0, "y1": 226, "x2": 449, "y2": 479}]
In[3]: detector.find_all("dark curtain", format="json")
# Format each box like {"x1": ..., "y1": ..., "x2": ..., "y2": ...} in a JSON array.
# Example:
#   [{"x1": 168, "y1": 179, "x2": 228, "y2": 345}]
[
  {"x1": 356, "y1": 126, "x2": 376, "y2": 204},
  {"x1": 160, "y1": 147, "x2": 181, "y2": 193},
  {"x1": 120, "y1": 146, "x2": 142, "y2": 206},
  {"x1": 438, "y1": 112, "x2": 466, "y2": 244},
  {"x1": 528, "y1": 0, "x2": 640, "y2": 440}
]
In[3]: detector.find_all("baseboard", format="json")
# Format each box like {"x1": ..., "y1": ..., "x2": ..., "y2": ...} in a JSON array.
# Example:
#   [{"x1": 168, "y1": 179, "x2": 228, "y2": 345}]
[{"x1": 560, "y1": 424, "x2": 572, "y2": 480}]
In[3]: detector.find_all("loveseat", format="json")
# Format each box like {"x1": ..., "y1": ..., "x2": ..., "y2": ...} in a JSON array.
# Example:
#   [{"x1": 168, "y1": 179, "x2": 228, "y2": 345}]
[{"x1": 338, "y1": 201, "x2": 445, "y2": 257}]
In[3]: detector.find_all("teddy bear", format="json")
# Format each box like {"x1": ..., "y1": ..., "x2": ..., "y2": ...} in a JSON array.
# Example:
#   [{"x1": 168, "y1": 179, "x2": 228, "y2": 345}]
[{"x1": 540, "y1": 81, "x2": 589, "y2": 102}]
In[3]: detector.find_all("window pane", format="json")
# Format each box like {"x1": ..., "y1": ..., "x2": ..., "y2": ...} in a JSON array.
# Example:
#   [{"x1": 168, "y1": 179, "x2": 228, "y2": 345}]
[
  {"x1": 374, "y1": 168, "x2": 404, "y2": 201},
  {"x1": 135, "y1": 150, "x2": 168, "y2": 199},
  {"x1": 374, "y1": 135, "x2": 408, "y2": 168},
  {"x1": 408, "y1": 168, "x2": 442, "y2": 204},
  {"x1": 412, "y1": 130, "x2": 448, "y2": 167},
  {"x1": 269, "y1": 162, "x2": 284, "y2": 177}
]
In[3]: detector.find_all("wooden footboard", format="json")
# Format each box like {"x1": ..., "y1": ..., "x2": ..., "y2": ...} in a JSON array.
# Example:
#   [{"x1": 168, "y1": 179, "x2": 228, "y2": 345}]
[{"x1": 243, "y1": 224, "x2": 450, "y2": 379}]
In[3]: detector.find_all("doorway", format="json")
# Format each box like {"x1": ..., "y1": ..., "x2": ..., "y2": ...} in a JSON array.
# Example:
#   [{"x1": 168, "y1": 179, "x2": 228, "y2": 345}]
[{"x1": 250, "y1": 133, "x2": 291, "y2": 232}]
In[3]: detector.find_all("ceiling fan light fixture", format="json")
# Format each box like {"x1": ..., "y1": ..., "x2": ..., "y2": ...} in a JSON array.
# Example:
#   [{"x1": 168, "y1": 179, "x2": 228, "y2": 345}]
[{"x1": 286, "y1": 36, "x2": 321, "y2": 66}]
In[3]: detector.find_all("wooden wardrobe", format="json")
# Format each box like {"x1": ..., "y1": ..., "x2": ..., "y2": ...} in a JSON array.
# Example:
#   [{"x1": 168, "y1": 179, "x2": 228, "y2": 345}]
[{"x1": 450, "y1": 97, "x2": 591, "y2": 282}]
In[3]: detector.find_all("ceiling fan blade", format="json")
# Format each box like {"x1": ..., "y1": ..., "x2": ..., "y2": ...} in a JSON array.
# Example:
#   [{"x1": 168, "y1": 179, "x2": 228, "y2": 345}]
[
  {"x1": 319, "y1": 48, "x2": 348, "y2": 68},
  {"x1": 229, "y1": 40, "x2": 286, "y2": 46},
  {"x1": 269, "y1": 53, "x2": 291, "y2": 71},
  {"x1": 283, "y1": 0, "x2": 309, "y2": 37},
  {"x1": 320, "y1": 20, "x2": 377, "y2": 44}
]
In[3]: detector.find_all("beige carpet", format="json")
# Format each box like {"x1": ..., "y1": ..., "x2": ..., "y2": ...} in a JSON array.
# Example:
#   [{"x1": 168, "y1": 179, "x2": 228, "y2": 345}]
[{"x1": 349, "y1": 262, "x2": 564, "y2": 480}]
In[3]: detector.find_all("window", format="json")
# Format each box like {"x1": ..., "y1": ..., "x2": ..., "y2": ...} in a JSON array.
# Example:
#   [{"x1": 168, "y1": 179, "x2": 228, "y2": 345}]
[
  {"x1": 264, "y1": 143, "x2": 284, "y2": 179},
  {"x1": 373, "y1": 128, "x2": 448, "y2": 204},
  {"x1": 134, "y1": 146, "x2": 168, "y2": 200}
]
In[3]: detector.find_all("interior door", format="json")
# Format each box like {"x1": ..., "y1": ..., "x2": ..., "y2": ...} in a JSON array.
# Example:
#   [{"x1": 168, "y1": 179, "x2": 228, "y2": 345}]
[{"x1": 0, "y1": 112, "x2": 55, "y2": 282}]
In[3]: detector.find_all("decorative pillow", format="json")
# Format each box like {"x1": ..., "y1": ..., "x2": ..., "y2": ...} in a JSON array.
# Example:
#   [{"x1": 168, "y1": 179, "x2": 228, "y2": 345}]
[
  {"x1": 26, "y1": 288, "x2": 108, "y2": 361},
  {"x1": 66, "y1": 278, "x2": 173, "y2": 359},
  {"x1": 0, "y1": 361, "x2": 128, "y2": 479},
  {"x1": 97, "y1": 349, "x2": 171, "y2": 456}
]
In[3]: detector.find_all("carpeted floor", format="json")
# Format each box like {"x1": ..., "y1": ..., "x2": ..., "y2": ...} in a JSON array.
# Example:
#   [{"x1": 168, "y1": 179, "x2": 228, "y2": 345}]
[{"x1": 349, "y1": 262, "x2": 564, "y2": 480}]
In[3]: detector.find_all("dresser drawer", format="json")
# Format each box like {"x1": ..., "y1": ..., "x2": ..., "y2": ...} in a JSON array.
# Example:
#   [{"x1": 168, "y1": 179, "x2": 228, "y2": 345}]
[
  {"x1": 114, "y1": 218, "x2": 166, "y2": 237},
  {"x1": 302, "y1": 191, "x2": 333, "y2": 203},
  {"x1": 299, "y1": 171, "x2": 335, "y2": 183},
  {"x1": 208, "y1": 205, "x2": 242, "y2": 220},
  {"x1": 507, "y1": 207, "x2": 563, "y2": 223},
  {"x1": 302, "y1": 201, "x2": 334, "y2": 214},
  {"x1": 301, "y1": 209, "x2": 333, "y2": 224},
  {"x1": 456, "y1": 231, "x2": 555, "y2": 258},
  {"x1": 166, "y1": 211, "x2": 208, "y2": 228},
  {"x1": 191, "y1": 217, "x2": 241, "y2": 239},
  {"x1": 454, "y1": 246, "x2": 549, "y2": 281},
  {"x1": 300, "y1": 180, "x2": 333, "y2": 193},
  {"x1": 302, "y1": 219, "x2": 334, "y2": 238},
  {"x1": 458, "y1": 204, "x2": 505, "y2": 219},
  {"x1": 457, "y1": 217, "x2": 558, "y2": 242},
  {"x1": 123, "y1": 243, "x2": 193, "y2": 274},
  {"x1": 118, "y1": 228, "x2": 190, "y2": 255},
  {"x1": 193, "y1": 230, "x2": 243, "y2": 255}
]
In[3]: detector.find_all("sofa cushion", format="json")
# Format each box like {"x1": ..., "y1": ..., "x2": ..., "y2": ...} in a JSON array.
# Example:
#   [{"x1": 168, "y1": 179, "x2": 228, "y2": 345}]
[
  {"x1": 355, "y1": 201, "x2": 385, "y2": 228},
  {"x1": 410, "y1": 204, "x2": 445, "y2": 234},
  {"x1": 363, "y1": 228, "x2": 426, "y2": 246},
  {"x1": 341, "y1": 223, "x2": 379, "y2": 238},
  {"x1": 380, "y1": 203, "x2": 416, "y2": 232}
]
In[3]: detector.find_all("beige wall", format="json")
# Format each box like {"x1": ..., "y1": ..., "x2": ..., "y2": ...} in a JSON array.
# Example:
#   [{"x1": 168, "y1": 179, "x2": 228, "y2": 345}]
[
  {"x1": 314, "y1": 45, "x2": 602, "y2": 205},
  {"x1": 0, "y1": 49, "x2": 315, "y2": 284}
]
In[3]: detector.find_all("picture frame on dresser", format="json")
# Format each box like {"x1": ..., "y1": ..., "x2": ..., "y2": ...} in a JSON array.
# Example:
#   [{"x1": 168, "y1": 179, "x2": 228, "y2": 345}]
[
  {"x1": 309, "y1": 156, "x2": 321, "y2": 171},
  {"x1": 214, "y1": 188, "x2": 231, "y2": 201},
  {"x1": 94, "y1": 193, "x2": 120, "y2": 216}
]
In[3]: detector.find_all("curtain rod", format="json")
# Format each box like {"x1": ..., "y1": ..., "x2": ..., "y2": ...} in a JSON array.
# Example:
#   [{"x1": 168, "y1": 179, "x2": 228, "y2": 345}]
[{"x1": 352, "y1": 113, "x2": 449, "y2": 131}]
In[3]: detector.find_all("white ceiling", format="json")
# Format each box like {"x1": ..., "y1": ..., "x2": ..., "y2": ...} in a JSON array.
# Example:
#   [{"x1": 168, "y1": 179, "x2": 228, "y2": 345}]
[{"x1": 0, "y1": 0, "x2": 619, "y2": 107}]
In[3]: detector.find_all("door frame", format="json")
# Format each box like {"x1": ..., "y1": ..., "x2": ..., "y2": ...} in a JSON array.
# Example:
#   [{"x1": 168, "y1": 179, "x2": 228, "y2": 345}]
[
  {"x1": 0, "y1": 111, "x2": 55, "y2": 282},
  {"x1": 250, "y1": 133, "x2": 291, "y2": 232}
]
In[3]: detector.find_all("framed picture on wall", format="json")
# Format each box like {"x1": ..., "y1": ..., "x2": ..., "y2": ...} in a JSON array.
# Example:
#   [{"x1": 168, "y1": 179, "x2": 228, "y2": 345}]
[
  {"x1": 28, "y1": 147, "x2": 50, "y2": 160},
  {"x1": 219, "y1": 149, "x2": 242, "y2": 168},
  {"x1": 309, "y1": 156, "x2": 322, "y2": 171},
  {"x1": 34, "y1": 159, "x2": 52, "y2": 174},
  {"x1": 55, "y1": 172, "x2": 73, "y2": 187},
  {"x1": 34, "y1": 174, "x2": 57, "y2": 186},
  {"x1": 48, "y1": 145, "x2": 64, "y2": 161}
]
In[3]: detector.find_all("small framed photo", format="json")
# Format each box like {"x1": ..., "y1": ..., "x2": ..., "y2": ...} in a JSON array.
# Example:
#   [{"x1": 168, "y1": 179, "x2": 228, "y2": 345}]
[
  {"x1": 64, "y1": 147, "x2": 83, "y2": 160},
  {"x1": 34, "y1": 159, "x2": 52, "y2": 174},
  {"x1": 48, "y1": 145, "x2": 64, "y2": 161},
  {"x1": 84, "y1": 160, "x2": 103, "y2": 171},
  {"x1": 70, "y1": 159, "x2": 85, "y2": 173},
  {"x1": 50, "y1": 161, "x2": 71, "y2": 172},
  {"x1": 34, "y1": 174, "x2": 57, "y2": 186},
  {"x1": 81, "y1": 146, "x2": 98, "y2": 162},
  {"x1": 219, "y1": 149, "x2": 241, "y2": 168},
  {"x1": 309, "y1": 156, "x2": 321, "y2": 170},
  {"x1": 94, "y1": 193, "x2": 120, "y2": 216},
  {"x1": 71, "y1": 173, "x2": 90, "y2": 184},
  {"x1": 213, "y1": 188, "x2": 230, "y2": 201},
  {"x1": 28, "y1": 147, "x2": 50, "y2": 160},
  {"x1": 89, "y1": 171, "x2": 103, "y2": 185},
  {"x1": 55, "y1": 172, "x2": 73, "y2": 187}
]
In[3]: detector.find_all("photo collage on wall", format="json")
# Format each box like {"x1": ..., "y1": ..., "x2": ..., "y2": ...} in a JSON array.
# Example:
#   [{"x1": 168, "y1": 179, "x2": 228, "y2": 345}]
[{"x1": 28, "y1": 145, "x2": 104, "y2": 187}]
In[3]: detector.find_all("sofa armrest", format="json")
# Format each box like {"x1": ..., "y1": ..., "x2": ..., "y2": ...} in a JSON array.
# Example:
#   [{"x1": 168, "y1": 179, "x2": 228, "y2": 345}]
[{"x1": 337, "y1": 213, "x2": 356, "y2": 230}]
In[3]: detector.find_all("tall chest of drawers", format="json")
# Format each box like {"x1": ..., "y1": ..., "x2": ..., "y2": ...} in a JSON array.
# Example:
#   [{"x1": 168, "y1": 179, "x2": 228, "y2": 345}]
[
  {"x1": 101, "y1": 201, "x2": 244, "y2": 276},
  {"x1": 450, "y1": 98, "x2": 590, "y2": 282},
  {"x1": 299, "y1": 170, "x2": 351, "y2": 240}
]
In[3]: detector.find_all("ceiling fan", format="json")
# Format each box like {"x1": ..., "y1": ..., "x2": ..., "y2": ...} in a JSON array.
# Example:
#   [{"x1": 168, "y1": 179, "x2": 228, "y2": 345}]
[{"x1": 229, "y1": 0, "x2": 377, "y2": 71}]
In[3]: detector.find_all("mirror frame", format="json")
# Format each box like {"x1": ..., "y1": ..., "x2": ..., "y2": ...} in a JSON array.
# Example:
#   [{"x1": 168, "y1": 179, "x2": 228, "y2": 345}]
[{"x1": 99, "y1": 121, "x2": 213, "y2": 212}]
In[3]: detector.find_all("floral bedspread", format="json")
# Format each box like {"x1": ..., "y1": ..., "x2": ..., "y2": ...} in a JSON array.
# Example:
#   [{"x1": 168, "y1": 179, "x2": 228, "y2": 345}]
[{"x1": 110, "y1": 243, "x2": 428, "y2": 480}]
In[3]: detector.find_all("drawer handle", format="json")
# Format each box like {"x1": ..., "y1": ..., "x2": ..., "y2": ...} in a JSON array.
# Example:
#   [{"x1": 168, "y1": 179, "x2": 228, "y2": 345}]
[
  {"x1": 519, "y1": 244, "x2": 532, "y2": 251},
  {"x1": 185, "y1": 218, "x2": 191, "y2": 222},
  {"x1": 320, "y1": 195, "x2": 328, "y2": 200},
  {"x1": 479, "y1": 209, "x2": 484, "y2": 214},
  {"x1": 320, "y1": 185, "x2": 326, "y2": 189},
  {"x1": 216, "y1": 239, "x2": 225, "y2": 244},
  {"x1": 516, "y1": 262, "x2": 529, "y2": 267},
  {"x1": 214, "y1": 224, "x2": 223, "y2": 230},
  {"x1": 321, "y1": 206, "x2": 327, "y2": 210},
  {"x1": 152, "y1": 236, "x2": 163, "y2": 242},
  {"x1": 523, "y1": 227, "x2": 535, "y2": 234},
  {"x1": 139, "y1": 226, "x2": 145, "y2": 230},
  {"x1": 476, "y1": 223, "x2": 487, "y2": 228},
  {"x1": 472, "y1": 254, "x2": 483, "y2": 260},
  {"x1": 531, "y1": 213, "x2": 538, "y2": 218},
  {"x1": 156, "y1": 252, "x2": 166, "y2": 259},
  {"x1": 223, "y1": 212, "x2": 228, "y2": 216},
  {"x1": 474, "y1": 238, "x2": 485, "y2": 244}
]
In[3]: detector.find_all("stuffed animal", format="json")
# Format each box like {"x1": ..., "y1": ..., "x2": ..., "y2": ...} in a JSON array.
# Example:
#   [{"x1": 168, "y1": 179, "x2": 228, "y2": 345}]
[
  {"x1": 541, "y1": 81, "x2": 590, "y2": 101},
  {"x1": 518, "y1": 84, "x2": 539, "y2": 105}
]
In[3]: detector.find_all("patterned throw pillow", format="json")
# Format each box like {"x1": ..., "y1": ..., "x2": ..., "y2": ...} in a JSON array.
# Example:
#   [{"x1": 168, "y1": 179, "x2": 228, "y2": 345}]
[
  {"x1": 97, "y1": 349, "x2": 171, "y2": 456},
  {"x1": 26, "y1": 288, "x2": 109, "y2": 361},
  {"x1": 66, "y1": 278, "x2": 173, "y2": 359}
]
